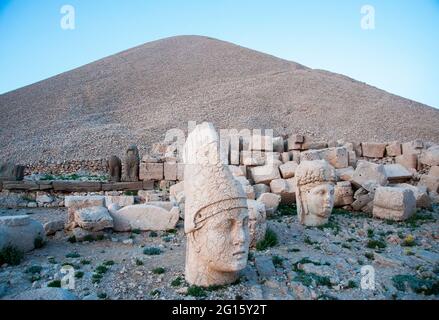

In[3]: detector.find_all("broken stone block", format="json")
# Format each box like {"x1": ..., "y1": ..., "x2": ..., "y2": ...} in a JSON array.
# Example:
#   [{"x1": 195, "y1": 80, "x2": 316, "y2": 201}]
[
  {"x1": 302, "y1": 141, "x2": 328, "y2": 150},
  {"x1": 253, "y1": 184, "x2": 270, "y2": 199},
  {"x1": 287, "y1": 134, "x2": 304, "y2": 151},
  {"x1": 392, "y1": 183, "x2": 431, "y2": 210},
  {"x1": 176, "y1": 163, "x2": 185, "y2": 181},
  {"x1": 71, "y1": 228, "x2": 104, "y2": 242},
  {"x1": 36, "y1": 193, "x2": 54, "y2": 206},
  {"x1": 0, "y1": 163, "x2": 25, "y2": 181},
  {"x1": 240, "y1": 151, "x2": 265, "y2": 166},
  {"x1": 251, "y1": 135, "x2": 273, "y2": 151},
  {"x1": 250, "y1": 164, "x2": 281, "y2": 185},
  {"x1": 300, "y1": 147, "x2": 348, "y2": 169},
  {"x1": 419, "y1": 145, "x2": 439, "y2": 166},
  {"x1": 44, "y1": 219, "x2": 65, "y2": 236},
  {"x1": 104, "y1": 195, "x2": 134, "y2": 208},
  {"x1": 269, "y1": 178, "x2": 295, "y2": 205},
  {"x1": 279, "y1": 161, "x2": 298, "y2": 179},
  {"x1": 164, "y1": 162, "x2": 177, "y2": 181},
  {"x1": 72, "y1": 206, "x2": 113, "y2": 232},
  {"x1": 257, "y1": 193, "x2": 281, "y2": 216},
  {"x1": 361, "y1": 142, "x2": 387, "y2": 158},
  {"x1": 386, "y1": 142, "x2": 402, "y2": 157},
  {"x1": 352, "y1": 193, "x2": 374, "y2": 212},
  {"x1": 402, "y1": 140, "x2": 424, "y2": 155},
  {"x1": 281, "y1": 152, "x2": 290, "y2": 163},
  {"x1": 3, "y1": 181, "x2": 40, "y2": 191},
  {"x1": 109, "y1": 204, "x2": 179, "y2": 232},
  {"x1": 352, "y1": 160, "x2": 387, "y2": 191},
  {"x1": 64, "y1": 196, "x2": 105, "y2": 209},
  {"x1": 353, "y1": 142, "x2": 362, "y2": 157},
  {"x1": 139, "y1": 162, "x2": 164, "y2": 181},
  {"x1": 334, "y1": 181, "x2": 354, "y2": 207},
  {"x1": 247, "y1": 199, "x2": 267, "y2": 248},
  {"x1": 102, "y1": 181, "x2": 143, "y2": 191},
  {"x1": 336, "y1": 167, "x2": 354, "y2": 182},
  {"x1": 123, "y1": 145, "x2": 140, "y2": 182},
  {"x1": 383, "y1": 164, "x2": 413, "y2": 183},
  {"x1": 418, "y1": 174, "x2": 439, "y2": 193},
  {"x1": 430, "y1": 166, "x2": 439, "y2": 177},
  {"x1": 228, "y1": 165, "x2": 246, "y2": 177},
  {"x1": 108, "y1": 155, "x2": 122, "y2": 182},
  {"x1": 0, "y1": 215, "x2": 45, "y2": 252},
  {"x1": 373, "y1": 187, "x2": 416, "y2": 221},
  {"x1": 395, "y1": 153, "x2": 418, "y2": 171},
  {"x1": 348, "y1": 151, "x2": 357, "y2": 168}
]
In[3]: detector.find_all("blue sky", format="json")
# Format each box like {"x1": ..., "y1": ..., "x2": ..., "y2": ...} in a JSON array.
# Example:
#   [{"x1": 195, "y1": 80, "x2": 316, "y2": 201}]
[{"x1": 1, "y1": 0, "x2": 438, "y2": 108}]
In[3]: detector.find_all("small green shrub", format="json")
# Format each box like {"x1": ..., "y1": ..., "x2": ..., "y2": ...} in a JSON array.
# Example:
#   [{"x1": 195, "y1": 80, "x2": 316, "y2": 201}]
[
  {"x1": 34, "y1": 236, "x2": 45, "y2": 249},
  {"x1": 272, "y1": 255, "x2": 284, "y2": 268},
  {"x1": 132, "y1": 229, "x2": 141, "y2": 234},
  {"x1": 152, "y1": 267, "x2": 165, "y2": 274},
  {"x1": 143, "y1": 247, "x2": 162, "y2": 255},
  {"x1": 95, "y1": 265, "x2": 108, "y2": 274},
  {"x1": 135, "y1": 258, "x2": 144, "y2": 266},
  {"x1": 75, "y1": 271, "x2": 84, "y2": 279},
  {"x1": 150, "y1": 289, "x2": 161, "y2": 297},
  {"x1": 66, "y1": 252, "x2": 80, "y2": 258},
  {"x1": 401, "y1": 235, "x2": 416, "y2": 247},
  {"x1": 149, "y1": 231, "x2": 158, "y2": 238},
  {"x1": 392, "y1": 274, "x2": 439, "y2": 296},
  {"x1": 67, "y1": 236, "x2": 77, "y2": 243},
  {"x1": 25, "y1": 265, "x2": 42, "y2": 274},
  {"x1": 0, "y1": 246, "x2": 24, "y2": 266},
  {"x1": 97, "y1": 292, "x2": 107, "y2": 299},
  {"x1": 277, "y1": 204, "x2": 297, "y2": 216},
  {"x1": 187, "y1": 285, "x2": 207, "y2": 298},
  {"x1": 103, "y1": 260, "x2": 115, "y2": 266},
  {"x1": 80, "y1": 259, "x2": 91, "y2": 265},
  {"x1": 171, "y1": 276, "x2": 183, "y2": 287},
  {"x1": 47, "y1": 280, "x2": 61, "y2": 288},
  {"x1": 256, "y1": 229, "x2": 278, "y2": 251},
  {"x1": 366, "y1": 239, "x2": 386, "y2": 250}
]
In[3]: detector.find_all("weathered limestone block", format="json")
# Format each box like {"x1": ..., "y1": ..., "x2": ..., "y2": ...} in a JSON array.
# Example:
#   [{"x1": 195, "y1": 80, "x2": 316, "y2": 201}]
[
  {"x1": 257, "y1": 193, "x2": 281, "y2": 216},
  {"x1": 247, "y1": 200, "x2": 267, "y2": 248},
  {"x1": 240, "y1": 151, "x2": 265, "y2": 166},
  {"x1": 295, "y1": 160, "x2": 336, "y2": 226},
  {"x1": 352, "y1": 193, "x2": 374, "y2": 211},
  {"x1": 36, "y1": 193, "x2": 54, "y2": 206},
  {"x1": 395, "y1": 153, "x2": 418, "y2": 171},
  {"x1": 234, "y1": 176, "x2": 256, "y2": 200},
  {"x1": 386, "y1": 142, "x2": 402, "y2": 157},
  {"x1": 402, "y1": 140, "x2": 424, "y2": 155},
  {"x1": 430, "y1": 166, "x2": 439, "y2": 177},
  {"x1": 335, "y1": 167, "x2": 354, "y2": 182},
  {"x1": 348, "y1": 151, "x2": 357, "y2": 168},
  {"x1": 228, "y1": 165, "x2": 246, "y2": 177},
  {"x1": 164, "y1": 162, "x2": 177, "y2": 181},
  {"x1": 65, "y1": 196, "x2": 105, "y2": 209},
  {"x1": 281, "y1": 152, "x2": 291, "y2": 163},
  {"x1": 383, "y1": 164, "x2": 413, "y2": 183},
  {"x1": 373, "y1": 187, "x2": 416, "y2": 221},
  {"x1": 418, "y1": 174, "x2": 439, "y2": 193},
  {"x1": 139, "y1": 162, "x2": 164, "y2": 181},
  {"x1": 253, "y1": 184, "x2": 270, "y2": 199},
  {"x1": 279, "y1": 161, "x2": 298, "y2": 179},
  {"x1": 269, "y1": 179, "x2": 295, "y2": 205},
  {"x1": 300, "y1": 147, "x2": 348, "y2": 169},
  {"x1": 53, "y1": 181, "x2": 102, "y2": 192},
  {"x1": 250, "y1": 164, "x2": 281, "y2": 185},
  {"x1": 2, "y1": 181, "x2": 39, "y2": 191},
  {"x1": 110, "y1": 204, "x2": 179, "y2": 232},
  {"x1": 145, "y1": 201, "x2": 175, "y2": 211},
  {"x1": 0, "y1": 216, "x2": 45, "y2": 252},
  {"x1": 287, "y1": 134, "x2": 304, "y2": 151},
  {"x1": 0, "y1": 163, "x2": 25, "y2": 181},
  {"x1": 72, "y1": 206, "x2": 113, "y2": 231},
  {"x1": 170, "y1": 181, "x2": 184, "y2": 202},
  {"x1": 392, "y1": 183, "x2": 432, "y2": 209},
  {"x1": 108, "y1": 155, "x2": 122, "y2": 182},
  {"x1": 302, "y1": 141, "x2": 328, "y2": 150},
  {"x1": 102, "y1": 181, "x2": 143, "y2": 191},
  {"x1": 352, "y1": 160, "x2": 387, "y2": 192},
  {"x1": 251, "y1": 134, "x2": 273, "y2": 151},
  {"x1": 334, "y1": 181, "x2": 354, "y2": 207},
  {"x1": 361, "y1": 142, "x2": 387, "y2": 158},
  {"x1": 38, "y1": 181, "x2": 53, "y2": 191},
  {"x1": 183, "y1": 122, "x2": 249, "y2": 287},
  {"x1": 419, "y1": 145, "x2": 439, "y2": 167},
  {"x1": 104, "y1": 195, "x2": 134, "y2": 208},
  {"x1": 176, "y1": 163, "x2": 185, "y2": 181},
  {"x1": 44, "y1": 219, "x2": 65, "y2": 236}
]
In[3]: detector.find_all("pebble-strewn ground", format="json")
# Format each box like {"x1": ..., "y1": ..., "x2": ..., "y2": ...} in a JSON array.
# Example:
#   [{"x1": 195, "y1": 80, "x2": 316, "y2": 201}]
[{"x1": 1, "y1": 205, "x2": 438, "y2": 300}]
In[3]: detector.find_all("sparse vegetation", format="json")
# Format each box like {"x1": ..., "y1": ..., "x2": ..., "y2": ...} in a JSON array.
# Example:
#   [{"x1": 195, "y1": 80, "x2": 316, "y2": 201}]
[
  {"x1": 187, "y1": 285, "x2": 207, "y2": 298},
  {"x1": 103, "y1": 260, "x2": 115, "y2": 266},
  {"x1": 149, "y1": 231, "x2": 158, "y2": 238},
  {"x1": 66, "y1": 252, "x2": 80, "y2": 258},
  {"x1": 143, "y1": 247, "x2": 162, "y2": 255},
  {"x1": 25, "y1": 265, "x2": 42, "y2": 274},
  {"x1": 401, "y1": 235, "x2": 416, "y2": 247},
  {"x1": 152, "y1": 267, "x2": 165, "y2": 274},
  {"x1": 75, "y1": 271, "x2": 84, "y2": 279},
  {"x1": 67, "y1": 236, "x2": 77, "y2": 243},
  {"x1": 171, "y1": 276, "x2": 183, "y2": 287},
  {"x1": 392, "y1": 274, "x2": 439, "y2": 296},
  {"x1": 124, "y1": 190, "x2": 138, "y2": 196},
  {"x1": 95, "y1": 265, "x2": 108, "y2": 274},
  {"x1": 365, "y1": 252, "x2": 375, "y2": 260},
  {"x1": 135, "y1": 258, "x2": 144, "y2": 266},
  {"x1": 97, "y1": 292, "x2": 108, "y2": 299},
  {"x1": 80, "y1": 259, "x2": 91, "y2": 265},
  {"x1": 256, "y1": 229, "x2": 278, "y2": 251},
  {"x1": 272, "y1": 255, "x2": 284, "y2": 268},
  {"x1": 277, "y1": 204, "x2": 297, "y2": 216},
  {"x1": 366, "y1": 239, "x2": 387, "y2": 250},
  {"x1": 47, "y1": 280, "x2": 61, "y2": 288},
  {"x1": 0, "y1": 246, "x2": 24, "y2": 266}
]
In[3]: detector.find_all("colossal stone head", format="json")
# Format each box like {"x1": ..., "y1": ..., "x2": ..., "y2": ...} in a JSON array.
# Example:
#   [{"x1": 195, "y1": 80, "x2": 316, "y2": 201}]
[
  {"x1": 295, "y1": 160, "x2": 336, "y2": 226},
  {"x1": 183, "y1": 122, "x2": 249, "y2": 287}
]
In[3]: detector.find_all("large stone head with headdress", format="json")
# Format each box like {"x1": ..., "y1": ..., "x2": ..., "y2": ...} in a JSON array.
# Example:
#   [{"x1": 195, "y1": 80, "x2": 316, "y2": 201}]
[
  {"x1": 183, "y1": 122, "x2": 249, "y2": 287},
  {"x1": 295, "y1": 160, "x2": 336, "y2": 226}
]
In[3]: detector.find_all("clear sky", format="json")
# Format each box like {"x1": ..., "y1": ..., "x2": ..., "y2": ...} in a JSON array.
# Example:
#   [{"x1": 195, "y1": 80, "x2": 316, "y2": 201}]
[{"x1": 1, "y1": 0, "x2": 438, "y2": 108}]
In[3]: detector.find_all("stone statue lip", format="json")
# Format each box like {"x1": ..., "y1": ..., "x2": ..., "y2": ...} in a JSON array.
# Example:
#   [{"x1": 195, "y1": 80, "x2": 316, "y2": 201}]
[{"x1": 232, "y1": 250, "x2": 247, "y2": 256}]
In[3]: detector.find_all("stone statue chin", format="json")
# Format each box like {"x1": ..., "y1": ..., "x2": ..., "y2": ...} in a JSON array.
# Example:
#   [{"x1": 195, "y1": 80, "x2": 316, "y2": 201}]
[
  {"x1": 183, "y1": 122, "x2": 249, "y2": 287},
  {"x1": 295, "y1": 160, "x2": 336, "y2": 227}
]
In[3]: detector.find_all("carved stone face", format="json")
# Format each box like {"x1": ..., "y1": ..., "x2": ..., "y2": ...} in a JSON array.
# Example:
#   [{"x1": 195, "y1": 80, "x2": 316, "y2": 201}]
[
  {"x1": 194, "y1": 208, "x2": 249, "y2": 272},
  {"x1": 303, "y1": 183, "x2": 335, "y2": 219}
]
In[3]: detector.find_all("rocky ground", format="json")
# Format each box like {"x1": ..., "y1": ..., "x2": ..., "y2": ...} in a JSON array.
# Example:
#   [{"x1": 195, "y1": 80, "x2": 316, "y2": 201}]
[{"x1": 1, "y1": 205, "x2": 438, "y2": 300}]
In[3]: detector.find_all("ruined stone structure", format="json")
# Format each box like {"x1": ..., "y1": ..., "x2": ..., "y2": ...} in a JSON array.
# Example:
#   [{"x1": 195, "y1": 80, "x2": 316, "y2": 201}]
[
  {"x1": 108, "y1": 156, "x2": 122, "y2": 182},
  {"x1": 123, "y1": 145, "x2": 139, "y2": 182}
]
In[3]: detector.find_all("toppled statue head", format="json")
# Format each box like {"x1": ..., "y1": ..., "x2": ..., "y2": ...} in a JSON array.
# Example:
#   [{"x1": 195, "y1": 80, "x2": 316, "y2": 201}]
[
  {"x1": 183, "y1": 122, "x2": 249, "y2": 287},
  {"x1": 295, "y1": 160, "x2": 336, "y2": 227}
]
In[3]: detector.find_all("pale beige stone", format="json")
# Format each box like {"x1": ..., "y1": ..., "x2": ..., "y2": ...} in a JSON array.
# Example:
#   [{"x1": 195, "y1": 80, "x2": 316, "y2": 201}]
[
  {"x1": 300, "y1": 147, "x2": 348, "y2": 169},
  {"x1": 240, "y1": 151, "x2": 265, "y2": 166},
  {"x1": 164, "y1": 162, "x2": 177, "y2": 181},
  {"x1": 73, "y1": 206, "x2": 113, "y2": 231},
  {"x1": 251, "y1": 134, "x2": 273, "y2": 151},
  {"x1": 295, "y1": 160, "x2": 336, "y2": 226},
  {"x1": 386, "y1": 141, "x2": 402, "y2": 157},
  {"x1": 183, "y1": 122, "x2": 249, "y2": 287},
  {"x1": 0, "y1": 216, "x2": 45, "y2": 252},
  {"x1": 257, "y1": 193, "x2": 281, "y2": 216},
  {"x1": 247, "y1": 200, "x2": 267, "y2": 248},
  {"x1": 253, "y1": 184, "x2": 270, "y2": 199},
  {"x1": 176, "y1": 163, "x2": 185, "y2": 181},
  {"x1": 334, "y1": 181, "x2": 353, "y2": 207},
  {"x1": 392, "y1": 183, "x2": 431, "y2": 209},
  {"x1": 402, "y1": 140, "x2": 424, "y2": 155},
  {"x1": 418, "y1": 174, "x2": 439, "y2": 193},
  {"x1": 361, "y1": 142, "x2": 387, "y2": 158},
  {"x1": 352, "y1": 160, "x2": 387, "y2": 191},
  {"x1": 229, "y1": 165, "x2": 246, "y2": 177},
  {"x1": 281, "y1": 152, "x2": 291, "y2": 163},
  {"x1": 110, "y1": 204, "x2": 179, "y2": 232},
  {"x1": 395, "y1": 153, "x2": 418, "y2": 171},
  {"x1": 104, "y1": 195, "x2": 134, "y2": 208},
  {"x1": 279, "y1": 161, "x2": 298, "y2": 179},
  {"x1": 348, "y1": 151, "x2": 357, "y2": 168},
  {"x1": 383, "y1": 164, "x2": 413, "y2": 183},
  {"x1": 64, "y1": 196, "x2": 105, "y2": 209},
  {"x1": 430, "y1": 166, "x2": 439, "y2": 177},
  {"x1": 44, "y1": 219, "x2": 65, "y2": 236},
  {"x1": 250, "y1": 164, "x2": 281, "y2": 185},
  {"x1": 139, "y1": 162, "x2": 164, "y2": 181},
  {"x1": 335, "y1": 167, "x2": 354, "y2": 182},
  {"x1": 419, "y1": 145, "x2": 439, "y2": 166},
  {"x1": 373, "y1": 187, "x2": 416, "y2": 221},
  {"x1": 302, "y1": 141, "x2": 328, "y2": 150},
  {"x1": 269, "y1": 178, "x2": 295, "y2": 205}
]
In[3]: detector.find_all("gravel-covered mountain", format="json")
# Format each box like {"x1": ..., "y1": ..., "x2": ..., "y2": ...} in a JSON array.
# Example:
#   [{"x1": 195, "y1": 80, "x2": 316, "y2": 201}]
[{"x1": 1, "y1": 35, "x2": 438, "y2": 163}]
